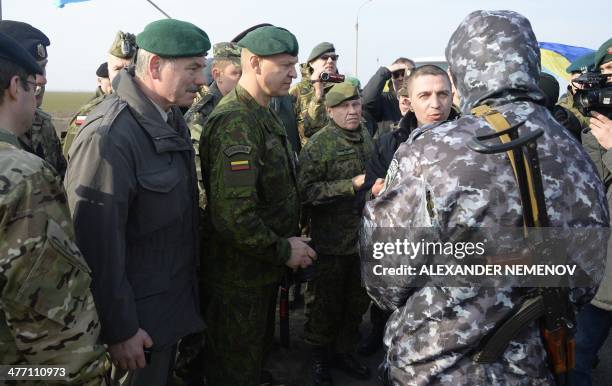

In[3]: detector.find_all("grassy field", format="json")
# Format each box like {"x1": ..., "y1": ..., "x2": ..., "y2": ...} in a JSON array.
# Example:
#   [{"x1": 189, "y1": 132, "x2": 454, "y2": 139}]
[{"x1": 42, "y1": 91, "x2": 94, "y2": 135}]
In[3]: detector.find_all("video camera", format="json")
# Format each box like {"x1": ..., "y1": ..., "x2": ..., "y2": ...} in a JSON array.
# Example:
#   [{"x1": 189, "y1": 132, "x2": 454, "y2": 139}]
[
  {"x1": 319, "y1": 72, "x2": 345, "y2": 83},
  {"x1": 573, "y1": 72, "x2": 612, "y2": 119}
]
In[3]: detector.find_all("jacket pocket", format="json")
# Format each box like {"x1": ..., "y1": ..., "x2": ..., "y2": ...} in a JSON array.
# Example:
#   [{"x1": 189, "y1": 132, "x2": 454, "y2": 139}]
[
  {"x1": 135, "y1": 166, "x2": 184, "y2": 233},
  {"x1": 10, "y1": 220, "x2": 93, "y2": 327}
]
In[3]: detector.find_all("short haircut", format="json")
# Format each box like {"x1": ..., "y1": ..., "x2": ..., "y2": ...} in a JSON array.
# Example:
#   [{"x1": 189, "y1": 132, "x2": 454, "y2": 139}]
[
  {"x1": 405, "y1": 65, "x2": 450, "y2": 96},
  {"x1": 0, "y1": 57, "x2": 31, "y2": 105},
  {"x1": 134, "y1": 49, "x2": 175, "y2": 79},
  {"x1": 393, "y1": 57, "x2": 415, "y2": 68}
]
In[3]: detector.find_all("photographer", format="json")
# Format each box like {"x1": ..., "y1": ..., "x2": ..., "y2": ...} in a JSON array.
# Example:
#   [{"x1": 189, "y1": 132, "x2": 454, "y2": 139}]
[
  {"x1": 290, "y1": 42, "x2": 342, "y2": 144},
  {"x1": 574, "y1": 36, "x2": 612, "y2": 386}
]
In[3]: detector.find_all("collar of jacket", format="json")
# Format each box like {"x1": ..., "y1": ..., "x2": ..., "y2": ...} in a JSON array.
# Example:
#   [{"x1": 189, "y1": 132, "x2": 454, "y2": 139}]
[
  {"x1": 233, "y1": 84, "x2": 287, "y2": 136},
  {"x1": 0, "y1": 127, "x2": 21, "y2": 148},
  {"x1": 114, "y1": 69, "x2": 192, "y2": 154},
  {"x1": 329, "y1": 120, "x2": 364, "y2": 143},
  {"x1": 208, "y1": 81, "x2": 222, "y2": 99}
]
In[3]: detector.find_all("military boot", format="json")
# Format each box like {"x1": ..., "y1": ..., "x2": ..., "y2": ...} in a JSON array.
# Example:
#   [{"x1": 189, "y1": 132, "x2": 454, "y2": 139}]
[
  {"x1": 311, "y1": 346, "x2": 333, "y2": 386},
  {"x1": 332, "y1": 352, "x2": 371, "y2": 380}
]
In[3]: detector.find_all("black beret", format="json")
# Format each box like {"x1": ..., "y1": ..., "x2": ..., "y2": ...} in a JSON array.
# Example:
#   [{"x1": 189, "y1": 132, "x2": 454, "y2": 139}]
[
  {"x1": 538, "y1": 72, "x2": 559, "y2": 110},
  {"x1": 307, "y1": 42, "x2": 335, "y2": 63},
  {"x1": 231, "y1": 23, "x2": 273, "y2": 43},
  {"x1": 0, "y1": 20, "x2": 50, "y2": 61},
  {"x1": 0, "y1": 32, "x2": 43, "y2": 75},
  {"x1": 96, "y1": 62, "x2": 109, "y2": 78},
  {"x1": 237, "y1": 25, "x2": 298, "y2": 57},
  {"x1": 137, "y1": 19, "x2": 210, "y2": 57}
]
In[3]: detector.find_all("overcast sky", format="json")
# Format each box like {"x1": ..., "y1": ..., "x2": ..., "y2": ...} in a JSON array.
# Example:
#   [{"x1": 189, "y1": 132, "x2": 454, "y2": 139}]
[{"x1": 3, "y1": 0, "x2": 611, "y2": 91}]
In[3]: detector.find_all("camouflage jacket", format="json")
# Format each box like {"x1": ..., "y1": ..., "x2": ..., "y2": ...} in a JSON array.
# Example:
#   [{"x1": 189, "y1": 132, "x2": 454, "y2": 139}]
[
  {"x1": 298, "y1": 121, "x2": 373, "y2": 255},
  {"x1": 19, "y1": 108, "x2": 66, "y2": 180},
  {"x1": 360, "y1": 11, "x2": 609, "y2": 386},
  {"x1": 185, "y1": 82, "x2": 223, "y2": 209},
  {"x1": 200, "y1": 84, "x2": 300, "y2": 287},
  {"x1": 557, "y1": 88, "x2": 590, "y2": 130},
  {"x1": 0, "y1": 128, "x2": 108, "y2": 384},
  {"x1": 289, "y1": 78, "x2": 332, "y2": 145},
  {"x1": 62, "y1": 94, "x2": 106, "y2": 159}
]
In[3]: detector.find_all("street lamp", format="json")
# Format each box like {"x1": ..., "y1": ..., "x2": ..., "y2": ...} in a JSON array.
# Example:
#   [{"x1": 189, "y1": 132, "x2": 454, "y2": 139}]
[{"x1": 354, "y1": 0, "x2": 374, "y2": 79}]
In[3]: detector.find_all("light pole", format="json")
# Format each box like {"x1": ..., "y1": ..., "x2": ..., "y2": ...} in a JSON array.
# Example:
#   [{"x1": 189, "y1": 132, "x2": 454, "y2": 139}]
[{"x1": 354, "y1": 0, "x2": 373, "y2": 79}]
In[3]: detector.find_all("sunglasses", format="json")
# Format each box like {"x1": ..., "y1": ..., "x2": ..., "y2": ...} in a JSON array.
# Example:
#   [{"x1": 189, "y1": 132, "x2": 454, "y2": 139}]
[{"x1": 320, "y1": 54, "x2": 339, "y2": 61}]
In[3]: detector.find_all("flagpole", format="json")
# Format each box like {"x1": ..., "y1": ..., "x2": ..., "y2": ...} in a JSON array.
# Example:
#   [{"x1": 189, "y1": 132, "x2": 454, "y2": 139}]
[
  {"x1": 1, "y1": 0, "x2": 3, "y2": 21},
  {"x1": 145, "y1": 0, "x2": 171, "y2": 18}
]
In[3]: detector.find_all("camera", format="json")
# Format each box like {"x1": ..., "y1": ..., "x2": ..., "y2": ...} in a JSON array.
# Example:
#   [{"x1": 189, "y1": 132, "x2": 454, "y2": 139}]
[
  {"x1": 319, "y1": 72, "x2": 345, "y2": 83},
  {"x1": 573, "y1": 72, "x2": 612, "y2": 119}
]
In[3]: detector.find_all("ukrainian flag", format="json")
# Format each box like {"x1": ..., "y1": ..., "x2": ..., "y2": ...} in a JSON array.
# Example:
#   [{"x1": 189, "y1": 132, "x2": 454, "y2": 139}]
[
  {"x1": 539, "y1": 42, "x2": 595, "y2": 82},
  {"x1": 56, "y1": 0, "x2": 93, "y2": 8}
]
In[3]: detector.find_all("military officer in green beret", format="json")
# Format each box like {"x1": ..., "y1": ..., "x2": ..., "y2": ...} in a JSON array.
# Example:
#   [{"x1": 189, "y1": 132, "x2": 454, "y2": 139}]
[
  {"x1": 298, "y1": 82, "x2": 372, "y2": 385},
  {"x1": 0, "y1": 31, "x2": 109, "y2": 385},
  {"x1": 556, "y1": 52, "x2": 596, "y2": 131},
  {"x1": 64, "y1": 19, "x2": 210, "y2": 386},
  {"x1": 290, "y1": 42, "x2": 341, "y2": 145},
  {"x1": 63, "y1": 31, "x2": 137, "y2": 158},
  {"x1": 0, "y1": 20, "x2": 66, "y2": 180},
  {"x1": 200, "y1": 25, "x2": 316, "y2": 386},
  {"x1": 185, "y1": 42, "x2": 242, "y2": 210}
]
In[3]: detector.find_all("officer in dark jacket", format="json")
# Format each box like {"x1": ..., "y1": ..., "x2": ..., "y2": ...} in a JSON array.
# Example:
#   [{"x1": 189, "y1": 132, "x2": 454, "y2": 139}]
[{"x1": 64, "y1": 19, "x2": 209, "y2": 386}]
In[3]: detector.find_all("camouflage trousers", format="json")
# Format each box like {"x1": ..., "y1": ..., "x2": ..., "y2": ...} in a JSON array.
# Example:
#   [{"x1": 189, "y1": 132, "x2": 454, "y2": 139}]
[
  {"x1": 203, "y1": 283, "x2": 278, "y2": 386},
  {"x1": 304, "y1": 253, "x2": 370, "y2": 352}
]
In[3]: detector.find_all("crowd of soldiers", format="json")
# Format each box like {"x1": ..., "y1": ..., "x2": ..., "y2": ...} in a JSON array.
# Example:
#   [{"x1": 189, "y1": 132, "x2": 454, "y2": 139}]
[{"x1": 0, "y1": 8, "x2": 612, "y2": 386}]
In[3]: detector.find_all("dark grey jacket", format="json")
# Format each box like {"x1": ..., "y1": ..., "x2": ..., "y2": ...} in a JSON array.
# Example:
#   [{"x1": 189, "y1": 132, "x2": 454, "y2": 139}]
[
  {"x1": 362, "y1": 66, "x2": 401, "y2": 137},
  {"x1": 65, "y1": 69, "x2": 204, "y2": 348}
]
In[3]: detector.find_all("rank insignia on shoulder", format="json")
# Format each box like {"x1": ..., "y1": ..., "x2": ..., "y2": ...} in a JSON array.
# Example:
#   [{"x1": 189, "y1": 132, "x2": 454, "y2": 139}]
[
  {"x1": 230, "y1": 160, "x2": 250, "y2": 171},
  {"x1": 75, "y1": 115, "x2": 87, "y2": 126},
  {"x1": 224, "y1": 145, "x2": 252, "y2": 157}
]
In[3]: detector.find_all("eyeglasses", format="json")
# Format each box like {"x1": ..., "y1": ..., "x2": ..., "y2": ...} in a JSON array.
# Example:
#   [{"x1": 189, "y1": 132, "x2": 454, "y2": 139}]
[{"x1": 320, "y1": 54, "x2": 339, "y2": 62}]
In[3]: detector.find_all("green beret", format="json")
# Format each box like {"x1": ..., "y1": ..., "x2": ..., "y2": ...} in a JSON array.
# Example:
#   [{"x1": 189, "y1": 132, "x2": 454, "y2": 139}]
[
  {"x1": 325, "y1": 82, "x2": 360, "y2": 107},
  {"x1": 213, "y1": 42, "x2": 241, "y2": 61},
  {"x1": 137, "y1": 19, "x2": 210, "y2": 58},
  {"x1": 0, "y1": 31, "x2": 43, "y2": 75},
  {"x1": 109, "y1": 31, "x2": 137, "y2": 59},
  {"x1": 231, "y1": 23, "x2": 272, "y2": 43},
  {"x1": 0, "y1": 20, "x2": 49, "y2": 61},
  {"x1": 236, "y1": 26, "x2": 298, "y2": 57},
  {"x1": 307, "y1": 42, "x2": 335, "y2": 63},
  {"x1": 566, "y1": 52, "x2": 595, "y2": 74},
  {"x1": 594, "y1": 37, "x2": 612, "y2": 69}
]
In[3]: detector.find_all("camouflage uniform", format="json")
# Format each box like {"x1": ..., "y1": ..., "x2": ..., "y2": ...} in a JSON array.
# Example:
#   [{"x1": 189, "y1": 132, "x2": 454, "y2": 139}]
[
  {"x1": 19, "y1": 108, "x2": 66, "y2": 179},
  {"x1": 557, "y1": 88, "x2": 590, "y2": 130},
  {"x1": 360, "y1": 11, "x2": 608, "y2": 385},
  {"x1": 298, "y1": 120, "x2": 373, "y2": 351},
  {"x1": 0, "y1": 128, "x2": 108, "y2": 385},
  {"x1": 289, "y1": 65, "x2": 332, "y2": 145},
  {"x1": 62, "y1": 94, "x2": 106, "y2": 158},
  {"x1": 200, "y1": 84, "x2": 300, "y2": 385}
]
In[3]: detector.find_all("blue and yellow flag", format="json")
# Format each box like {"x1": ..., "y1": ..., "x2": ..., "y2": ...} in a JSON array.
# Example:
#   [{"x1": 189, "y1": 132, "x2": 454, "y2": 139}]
[
  {"x1": 56, "y1": 0, "x2": 93, "y2": 8},
  {"x1": 539, "y1": 42, "x2": 594, "y2": 82}
]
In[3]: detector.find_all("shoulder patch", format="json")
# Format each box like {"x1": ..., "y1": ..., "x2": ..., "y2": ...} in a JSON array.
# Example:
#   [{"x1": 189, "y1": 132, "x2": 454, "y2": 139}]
[
  {"x1": 382, "y1": 158, "x2": 400, "y2": 194},
  {"x1": 224, "y1": 145, "x2": 252, "y2": 158}
]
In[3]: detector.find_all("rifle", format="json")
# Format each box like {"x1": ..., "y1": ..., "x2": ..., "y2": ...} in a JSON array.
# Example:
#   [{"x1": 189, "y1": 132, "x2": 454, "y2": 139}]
[{"x1": 468, "y1": 105, "x2": 575, "y2": 385}]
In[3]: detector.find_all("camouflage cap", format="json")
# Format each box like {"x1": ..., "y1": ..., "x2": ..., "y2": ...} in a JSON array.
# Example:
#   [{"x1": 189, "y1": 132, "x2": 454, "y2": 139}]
[
  {"x1": 594, "y1": 37, "x2": 612, "y2": 68},
  {"x1": 137, "y1": 19, "x2": 210, "y2": 58},
  {"x1": 0, "y1": 31, "x2": 43, "y2": 75},
  {"x1": 236, "y1": 25, "x2": 298, "y2": 57},
  {"x1": 109, "y1": 31, "x2": 137, "y2": 59},
  {"x1": 566, "y1": 52, "x2": 595, "y2": 74},
  {"x1": 325, "y1": 82, "x2": 360, "y2": 107},
  {"x1": 307, "y1": 42, "x2": 335, "y2": 63},
  {"x1": 213, "y1": 42, "x2": 241, "y2": 62},
  {"x1": 0, "y1": 20, "x2": 50, "y2": 61}
]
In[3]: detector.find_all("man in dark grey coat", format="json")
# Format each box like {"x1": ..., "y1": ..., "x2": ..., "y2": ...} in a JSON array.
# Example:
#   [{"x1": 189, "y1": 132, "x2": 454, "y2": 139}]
[{"x1": 64, "y1": 19, "x2": 210, "y2": 386}]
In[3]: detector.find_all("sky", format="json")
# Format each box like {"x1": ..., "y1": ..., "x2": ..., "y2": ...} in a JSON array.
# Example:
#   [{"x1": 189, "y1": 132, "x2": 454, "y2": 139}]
[{"x1": 2, "y1": 0, "x2": 611, "y2": 91}]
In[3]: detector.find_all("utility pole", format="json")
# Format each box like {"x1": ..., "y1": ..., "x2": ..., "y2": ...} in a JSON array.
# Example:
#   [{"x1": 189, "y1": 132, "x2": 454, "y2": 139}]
[{"x1": 354, "y1": 0, "x2": 373, "y2": 79}]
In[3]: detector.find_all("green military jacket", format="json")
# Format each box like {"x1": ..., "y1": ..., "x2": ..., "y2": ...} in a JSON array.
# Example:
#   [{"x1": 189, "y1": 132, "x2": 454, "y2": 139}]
[
  {"x1": 0, "y1": 128, "x2": 108, "y2": 384},
  {"x1": 63, "y1": 94, "x2": 106, "y2": 159},
  {"x1": 557, "y1": 88, "x2": 590, "y2": 130},
  {"x1": 200, "y1": 84, "x2": 300, "y2": 287},
  {"x1": 185, "y1": 82, "x2": 223, "y2": 209},
  {"x1": 19, "y1": 108, "x2": 66, "y2": 179},
  {"x1": 289, "y1": 77, "x2": 333, "y2": 146},
  {"x1": 298, "y1": 121, "x2": 373, "y2": 256}
]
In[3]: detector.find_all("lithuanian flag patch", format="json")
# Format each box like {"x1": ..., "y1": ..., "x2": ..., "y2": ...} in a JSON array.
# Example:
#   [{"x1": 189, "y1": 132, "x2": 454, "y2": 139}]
[{"x1": 230, "y1": 160, "x2": 250, "y2": 171}]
